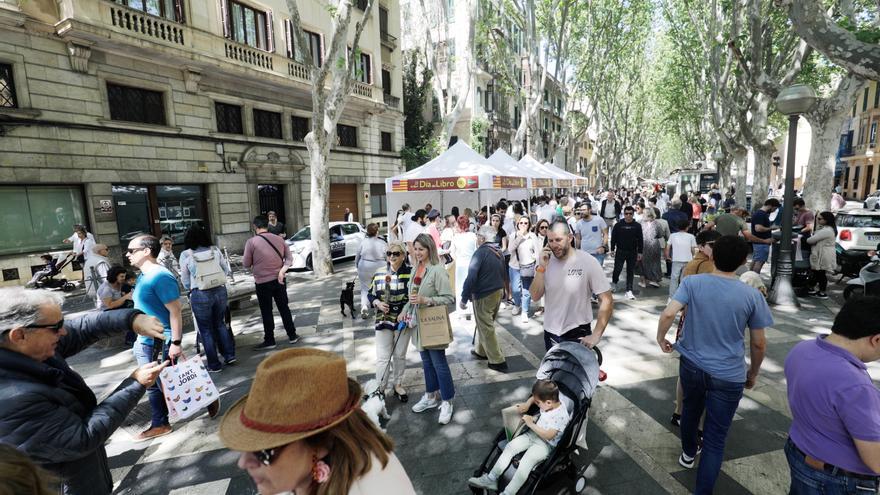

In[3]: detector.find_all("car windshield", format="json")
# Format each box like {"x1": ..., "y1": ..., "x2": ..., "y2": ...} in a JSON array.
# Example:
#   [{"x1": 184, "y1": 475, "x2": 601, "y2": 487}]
[
  {"x1": 289, "y1": 227, "x2": 310, "y2": 241},
  {"x1": 838, "y1": 215, "x2": 880, "y2": 228}
]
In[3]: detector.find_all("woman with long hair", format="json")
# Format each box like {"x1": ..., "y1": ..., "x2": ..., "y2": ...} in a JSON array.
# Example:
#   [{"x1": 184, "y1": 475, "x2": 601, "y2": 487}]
[
  {"x1": 508, "y1": 215, "x2": 539, "y2": 323},
  {"x1": 366, "y1": 240, "x2": 412, "y2": 402},
  {"x1": 179, "y1": 225, "x2": 234, "y2": 372},
  {"x1": 638, "y1": 208, "x2": 663, "y2": 288},
  {"x1": 399, "y1": 234, "x2": 456, "y2": 425},
  {"x1": 450, "y1": 215, "x2": 478, "y2": 314},
  {"x1": 219, "y1": 348, "x2": 416, "y2": 495},
  {"x1": 534, "y1": 219, "x2": 551, "y2": 247},
  {"x1": 806, "y1": 211, "x2": 838, "y2": 299},
  {"x1": 355, "y1": 223, "x2": 388, "y2": 318}
]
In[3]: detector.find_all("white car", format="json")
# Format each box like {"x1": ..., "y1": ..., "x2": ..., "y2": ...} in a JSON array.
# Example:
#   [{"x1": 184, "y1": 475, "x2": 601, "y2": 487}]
[
  {"x1": 836, "y1": 209, "x2": 880, "y2": 252},
  {"x1": 864, "y1": 190, "x2": 880, "y2": 210},
  {"x1": 286, "y1": 222, "x2": 365, "y2": 270}
]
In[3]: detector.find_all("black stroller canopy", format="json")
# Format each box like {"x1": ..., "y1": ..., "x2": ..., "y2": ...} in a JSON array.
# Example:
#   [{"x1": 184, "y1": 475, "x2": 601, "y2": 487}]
[{"x1": 537, "y1": 342, "x2": 601, "y2": 405}]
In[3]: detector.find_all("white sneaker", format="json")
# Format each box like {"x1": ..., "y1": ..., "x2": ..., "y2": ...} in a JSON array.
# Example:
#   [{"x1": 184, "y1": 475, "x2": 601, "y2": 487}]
[
  {"x1": 520, "y1": 312, "x2": 529, "y2": 324},
  {"x1": 626, "y1": 291, "x2": 636, "y2": 300},
  {"x1": 411, "y1": 393, "x2": 440, "y2": 413},
  {"x1": 438, "y1": 401, "x2": 453, "y2": 424},
  {"x1": 467, "y1": 473, "x2": 498, "y2": 491}
]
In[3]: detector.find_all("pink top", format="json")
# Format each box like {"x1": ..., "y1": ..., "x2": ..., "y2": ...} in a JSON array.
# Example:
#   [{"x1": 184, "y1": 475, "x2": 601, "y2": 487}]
[{"x1": 242, "y1": 233, "x2": 292, "y2": 284}]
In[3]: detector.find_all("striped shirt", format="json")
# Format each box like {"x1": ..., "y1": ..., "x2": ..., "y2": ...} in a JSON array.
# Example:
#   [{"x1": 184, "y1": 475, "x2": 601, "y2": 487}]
[{"x1": 367, "y1": 265, "x2": 412, "y2": 331}]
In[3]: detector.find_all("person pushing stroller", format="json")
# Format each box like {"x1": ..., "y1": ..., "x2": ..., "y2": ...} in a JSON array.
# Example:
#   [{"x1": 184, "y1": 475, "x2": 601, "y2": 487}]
[{"x1": 468, "y1": 379, "x2": 570, "y2": 494}]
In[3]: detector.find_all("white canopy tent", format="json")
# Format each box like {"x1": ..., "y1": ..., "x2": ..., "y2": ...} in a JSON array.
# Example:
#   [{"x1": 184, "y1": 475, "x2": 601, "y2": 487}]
[{"x1": 384, "y1": 141, "x2": 531, "y2": 227}]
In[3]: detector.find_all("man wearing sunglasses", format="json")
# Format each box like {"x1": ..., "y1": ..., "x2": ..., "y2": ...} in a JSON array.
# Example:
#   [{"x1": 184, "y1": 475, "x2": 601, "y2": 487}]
[{"x1": 0, "y1": 288, "x2": 167, "y2": 495}]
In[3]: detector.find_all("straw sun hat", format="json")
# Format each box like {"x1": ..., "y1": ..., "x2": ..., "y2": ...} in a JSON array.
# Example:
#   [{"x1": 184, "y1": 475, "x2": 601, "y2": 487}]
[{"x1": 219, "y1": 348, "x2": 361, "y2": 452}]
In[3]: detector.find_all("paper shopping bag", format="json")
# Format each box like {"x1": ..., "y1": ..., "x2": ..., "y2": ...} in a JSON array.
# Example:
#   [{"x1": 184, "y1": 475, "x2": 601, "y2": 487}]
[
  {"x1": 159, "y1": 355, "x2": 220, "y2": 422},
  {"x1": 417, "y1": 305, "x2": 453, "y2": 347},
  {"x1": 501, "y1": 405, "x2": 525, "y2": 441}
]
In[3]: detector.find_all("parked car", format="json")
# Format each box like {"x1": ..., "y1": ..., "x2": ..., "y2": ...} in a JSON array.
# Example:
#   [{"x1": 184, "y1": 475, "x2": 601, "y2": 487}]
[
  {"x1": 286, "y1": 221, "x2": 365, "y2": 270},
  {"x1": 864, "y1": 190, "x2": 880, "y2": 210},
  {"x1": 836, "y1": 209, "x2": 880, "y2": 277}
]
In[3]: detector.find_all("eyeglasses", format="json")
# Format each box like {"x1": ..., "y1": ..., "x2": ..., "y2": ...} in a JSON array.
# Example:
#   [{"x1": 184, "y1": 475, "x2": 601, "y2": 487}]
[
  {"x1": 127, "y1": 247, "x2": 147, "y2": 254},
  {"x1": 539, "y1": 225, "x2": 548, "y2": 230},
  {"x1": 25, "y1": 319, "x2": 65, "y2": 333},
  {"x1": 253, "y1": 448, "x2": 279, "y2": 466},
  {"x1": 386, "y1": 251, "x2": 403, "y2": 257}
]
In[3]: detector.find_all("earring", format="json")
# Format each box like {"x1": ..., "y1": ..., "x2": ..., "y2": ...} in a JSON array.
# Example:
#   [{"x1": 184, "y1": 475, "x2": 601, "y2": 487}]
[{"x1": 311, "y1": 455, "x2": 330, "y2": 484}]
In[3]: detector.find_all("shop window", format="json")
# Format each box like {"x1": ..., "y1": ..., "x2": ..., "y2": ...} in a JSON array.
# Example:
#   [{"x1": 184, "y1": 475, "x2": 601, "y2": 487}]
[
  {"x1": 337, "y1": 124, "x2": 358, "y2": 147},
  {"x1": 113, "y1": 0, "x2": 185, "y2": 22},
  {"x1": 107, "y1": 83, "x2": 166, "y2": 125},
  {"x1": 291, "y1": 115, "x2": 309, "y2": 141},
  {"x1": 215, "y1": 102, "x2": 243, "y2": 134},
  {"x1": 369, "y1": 184, "x2": 387, "y2": 216},
  {"x1": 254, "y1": 109, "x2": 282, "y2": 139},
  {"x1": 0, "y1": 185, "x2": 87, "y2": 255},
  {"x1": 224, "y1": 0, "x2": 272, "y2": 50},
  {"x1": 0, "y1": 63, "x2": 17, "y2": 108},
  {"x1": 112, "y1": 184, "x2": 208, "y2": 246},
  {"x1": 381, "y1": 131, "x2": 393, "y2": 151}
]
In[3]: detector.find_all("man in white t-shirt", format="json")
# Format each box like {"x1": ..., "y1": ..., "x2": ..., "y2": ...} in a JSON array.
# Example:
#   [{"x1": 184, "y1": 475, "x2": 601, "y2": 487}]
[
  {"x1": 666, "y1": 230, "x2": 697, "y2": 298},
  {"x1": 530, "y1": 221, "x2": 613, "y2": 350},
  {"x1": 574, "y1": 204, "x2": 609, "y2": 266}
]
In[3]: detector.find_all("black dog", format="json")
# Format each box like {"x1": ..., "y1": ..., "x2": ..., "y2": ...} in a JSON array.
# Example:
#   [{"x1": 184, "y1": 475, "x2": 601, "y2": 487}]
[{"x1": 340, "y1": 280, "x2": 356, "y2": 318}]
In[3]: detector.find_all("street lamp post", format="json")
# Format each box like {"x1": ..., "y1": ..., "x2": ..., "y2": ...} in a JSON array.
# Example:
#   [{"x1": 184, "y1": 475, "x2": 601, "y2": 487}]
[{"x1": 768, "y1": 84, "x2": 817, "y2": 307}]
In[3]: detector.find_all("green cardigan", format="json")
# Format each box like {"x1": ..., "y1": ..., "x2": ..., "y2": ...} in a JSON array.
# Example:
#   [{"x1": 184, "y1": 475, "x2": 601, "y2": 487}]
[{"x1": 402, "y1": 263, "x2": 455, "y2": 351}]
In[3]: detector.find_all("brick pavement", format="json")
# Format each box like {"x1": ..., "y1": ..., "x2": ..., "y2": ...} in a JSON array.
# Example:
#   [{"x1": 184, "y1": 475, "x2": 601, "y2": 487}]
[{"x1": 62, "y1": 260, "x2": 878, "y2": 495}]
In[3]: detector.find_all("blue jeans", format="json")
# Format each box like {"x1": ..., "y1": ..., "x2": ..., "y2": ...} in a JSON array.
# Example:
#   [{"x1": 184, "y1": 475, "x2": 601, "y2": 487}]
[
  {"x1": 679, "y1": 356, "x2": 745, "y2": 494},
  {"x1": 591, "y1": 252, "x2": 606, "y2": 267},
  {"x1": 191, "y1": 286, "x2": 235, "y2": 371},
  {"x1": 132, "y1": 340, "x2": 169, "y2": 428},
  {"x1": 521, "y1": 276, "x2": 533, "y2": 315},
  {"x1": 785, "y1": 438, "x2": 879, "y2": 494},
  {"x1": 419, "y1": 349, "x2": 454, "y2": 401},
  {"x1": 509, "y1": 266, "x2": 522, "y2": 307}
]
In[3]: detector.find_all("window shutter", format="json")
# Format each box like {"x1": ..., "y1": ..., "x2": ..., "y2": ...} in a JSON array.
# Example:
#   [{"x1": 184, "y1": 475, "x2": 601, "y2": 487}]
[
  {"x1": 284, "y1": 19, "x2": 292, "y2": 58},
  {"x1": 219, "y1": 0, "x2": 229, "y2": 38},
  {"x1": 266, "y1": 10, "x2": 275, "y2": 53}
]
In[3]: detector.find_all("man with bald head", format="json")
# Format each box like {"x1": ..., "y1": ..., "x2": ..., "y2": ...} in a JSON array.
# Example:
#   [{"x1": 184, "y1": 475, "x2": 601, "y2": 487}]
[
  {"x1": 83, "y1": 243, "x2": 111, "y2": 296},
  {"x1": 530, "y1": 220, "x2": 614, "y2": 350}
]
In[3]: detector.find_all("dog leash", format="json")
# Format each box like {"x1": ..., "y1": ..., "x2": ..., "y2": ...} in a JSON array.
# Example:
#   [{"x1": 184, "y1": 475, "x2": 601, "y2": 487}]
[{"x1": 376, "y1": 321, "x2": 407, "y2": 390}]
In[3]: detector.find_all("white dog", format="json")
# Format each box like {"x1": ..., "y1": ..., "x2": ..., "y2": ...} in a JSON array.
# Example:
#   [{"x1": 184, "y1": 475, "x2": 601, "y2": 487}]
[{"x1": 361, "y1": 378, "x2": 390, "y2": 430}]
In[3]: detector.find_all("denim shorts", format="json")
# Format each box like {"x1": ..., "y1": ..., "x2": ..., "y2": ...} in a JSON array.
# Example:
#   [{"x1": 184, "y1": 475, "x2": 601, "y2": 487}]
[{"x1": 752, "y1": 243, "x2": 770, "y2": 262}]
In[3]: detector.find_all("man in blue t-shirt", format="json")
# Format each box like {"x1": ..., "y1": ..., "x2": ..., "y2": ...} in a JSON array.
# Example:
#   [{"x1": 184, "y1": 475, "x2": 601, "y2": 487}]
[
  {"x1": 127, "y1": 234, "x2": 183, "y2": 441},
  {"x1": 749, "y1": 198, "x2": 780, "y2": 273},
  {"x1": 656, "y1": 235, "x2": 773, "y2": 493}
]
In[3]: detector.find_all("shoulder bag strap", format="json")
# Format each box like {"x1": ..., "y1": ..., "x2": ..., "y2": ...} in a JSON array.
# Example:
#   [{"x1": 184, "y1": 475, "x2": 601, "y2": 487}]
[{"x1": 257, "y1": 234, "x2": 285, "y2": 262}]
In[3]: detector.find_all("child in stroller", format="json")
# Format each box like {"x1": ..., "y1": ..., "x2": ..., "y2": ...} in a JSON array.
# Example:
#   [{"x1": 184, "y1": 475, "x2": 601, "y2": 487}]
[
  {"x1": 26, "y1": 254, "x2": 58, "y2": 287},
  {"x1": 468, "y1": 342, "x2": 602, "y2": 495},
  {"x1": 469, "y1": 379, "x2": 570, "y2": 495},
  {"x1": 26, "y1": 252, "x2": 76, "y2": 291}
]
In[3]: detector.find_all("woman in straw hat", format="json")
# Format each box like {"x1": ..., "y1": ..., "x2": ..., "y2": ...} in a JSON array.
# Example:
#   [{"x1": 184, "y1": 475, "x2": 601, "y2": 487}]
[
  {"x1": 219, "y1": 348, "x2": 415, "y2": 495},
  {"x1": 399, "y1": 233, "x2": 456, "y2": 425}
]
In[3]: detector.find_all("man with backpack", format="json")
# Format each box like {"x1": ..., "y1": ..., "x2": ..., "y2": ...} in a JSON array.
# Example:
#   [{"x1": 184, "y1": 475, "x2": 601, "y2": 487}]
[{"x1": 243, "y1": 215, "x2": 299, "y2": 350}]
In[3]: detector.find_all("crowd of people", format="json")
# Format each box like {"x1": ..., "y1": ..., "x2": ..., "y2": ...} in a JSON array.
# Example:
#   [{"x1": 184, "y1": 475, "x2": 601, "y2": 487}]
[{"x1": 2, "y1": 183, "x2": 879, "y2": 495}]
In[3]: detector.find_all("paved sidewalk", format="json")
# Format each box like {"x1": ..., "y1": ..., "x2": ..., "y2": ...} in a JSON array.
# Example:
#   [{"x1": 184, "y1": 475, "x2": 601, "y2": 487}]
[{"x1": 62, "y1": 260, "x2": 876, "y2": 495}]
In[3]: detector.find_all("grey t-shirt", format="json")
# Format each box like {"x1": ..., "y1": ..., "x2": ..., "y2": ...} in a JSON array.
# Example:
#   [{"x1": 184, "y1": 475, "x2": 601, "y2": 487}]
[
  {"x1": 575, "y1": 217, "x2": 607, "y2": 254},
  {"x1": 96, "y1": 281, "x2": 123, "y2": 311}
]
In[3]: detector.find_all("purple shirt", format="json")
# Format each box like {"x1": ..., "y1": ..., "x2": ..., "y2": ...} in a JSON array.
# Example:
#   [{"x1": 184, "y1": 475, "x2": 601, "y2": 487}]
[
  {"x1": 785, "y1": 336, "x2": 880, "y2": 475},
  {"x1": 243, "y1": 233, "x2": 292, "y2": 284}
]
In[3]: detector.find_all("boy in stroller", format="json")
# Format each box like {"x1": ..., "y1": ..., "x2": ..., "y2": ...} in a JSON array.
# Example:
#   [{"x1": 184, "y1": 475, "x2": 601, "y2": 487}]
[
  {"x1": 468, "y1": 379, "x2": 570, "y2": 495},
  {"x1": 26, "y1": 254, "x2": 57, "y2": 287}
]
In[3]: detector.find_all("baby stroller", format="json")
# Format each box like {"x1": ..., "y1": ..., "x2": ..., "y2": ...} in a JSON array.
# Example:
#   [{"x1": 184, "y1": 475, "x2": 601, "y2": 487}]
[
  {"x1": 32, "y1": 252, "x2": 77, "y2": 292},
  {"x1": 470, "y1": 342, "x2": 603, "y2": 495}
]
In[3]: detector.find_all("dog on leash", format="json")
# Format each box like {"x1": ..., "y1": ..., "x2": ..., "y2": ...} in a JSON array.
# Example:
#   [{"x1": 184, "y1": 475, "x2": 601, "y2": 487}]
[
  {"x1": 361, "y1": 378, "x2": 390, "y2": 430},
  {"x1": 340, "y1": 280, "x2": 356, "y2": 318}
]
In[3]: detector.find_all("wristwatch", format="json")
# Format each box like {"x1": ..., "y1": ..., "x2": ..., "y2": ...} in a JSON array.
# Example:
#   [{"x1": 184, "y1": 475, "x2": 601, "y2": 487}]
[{"x1": 171, "y1": 340, "x2": 182, "y2": 346}]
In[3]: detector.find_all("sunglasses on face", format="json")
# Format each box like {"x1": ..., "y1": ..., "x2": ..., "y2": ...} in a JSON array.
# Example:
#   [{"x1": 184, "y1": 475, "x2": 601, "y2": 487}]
[
  {"x1": 539, "y1": 226, "x2": 548, "y2": 230},
  {"x1": 25, "y1": 319, "x2": 65, "y2": 333},
  {"x1": 386, "y1": 251, "x2": 403, "y2": 257},
  {"x1": 253, "y1": 448, "x2": 278, "y2": 466}
]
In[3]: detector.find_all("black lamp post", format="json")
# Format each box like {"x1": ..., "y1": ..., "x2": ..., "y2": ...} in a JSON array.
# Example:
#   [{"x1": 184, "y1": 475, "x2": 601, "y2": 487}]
[{"x1": 768, "y1": 84, "x2": 817, "y2": 307}]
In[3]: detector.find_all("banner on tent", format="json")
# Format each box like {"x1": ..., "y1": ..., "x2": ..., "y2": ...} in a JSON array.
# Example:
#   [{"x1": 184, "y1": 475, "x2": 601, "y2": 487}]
[
  {"x1": 391, "y1": 176, "x2": 479, "y2": 192},
  {"x1": 492, "y1": 176, "x2": 527, "y2": 189},
  {"x1": 532, "y1": 178, "x2": 553, "y2": 188},
  {"x1": 557, "y1": 179, "x2": 573, "y2": 188}
]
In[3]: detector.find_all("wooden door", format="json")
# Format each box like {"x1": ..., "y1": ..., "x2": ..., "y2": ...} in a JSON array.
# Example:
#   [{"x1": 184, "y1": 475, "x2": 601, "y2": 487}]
[
  {"x1": 329, "y1": 184, "x2": 359, "y2": 221},
  {"x1": 866, "y1": 165, "x2": 875, "y2": 200}
]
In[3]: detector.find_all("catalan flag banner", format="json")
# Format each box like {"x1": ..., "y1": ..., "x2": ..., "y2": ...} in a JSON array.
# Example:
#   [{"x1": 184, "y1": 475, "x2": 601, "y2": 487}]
[
  {"x1": 492, "y1": 176, "x2": 527, "y2": 189},
  {"x1": 392, "y1": 176, "x2": 479, "y2": 192},
  {"x1": 532, "y1": 178, "x2": 553, "y2": 188},
  {"x1": 556, "y1": 179, "x2": 573, "y2": 188}
]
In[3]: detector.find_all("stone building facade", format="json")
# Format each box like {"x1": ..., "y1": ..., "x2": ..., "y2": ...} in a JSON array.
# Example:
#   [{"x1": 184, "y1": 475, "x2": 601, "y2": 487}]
[
  {"x1": 0, "y1": 0, "x2": 404, "y2": 286},
  {"x1": 839, "y1": 80, "x2": 879, "y2": 201}
]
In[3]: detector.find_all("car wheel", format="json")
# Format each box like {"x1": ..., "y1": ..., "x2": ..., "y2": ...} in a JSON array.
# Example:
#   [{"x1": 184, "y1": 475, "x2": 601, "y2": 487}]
[
  {"x1": 306, "y1": 254, "x2": 313, "y2": 271},
  {"x1": 844, "y1": 285, "x2": 864, "y2": 300}
]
